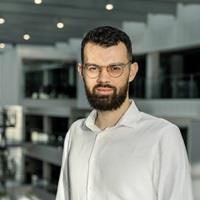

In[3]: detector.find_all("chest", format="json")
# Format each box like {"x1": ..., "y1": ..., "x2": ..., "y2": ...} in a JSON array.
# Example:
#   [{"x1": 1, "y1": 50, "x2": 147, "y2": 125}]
[{"x1": 69, "y1": 129, "x2": 155, "y2": 183}]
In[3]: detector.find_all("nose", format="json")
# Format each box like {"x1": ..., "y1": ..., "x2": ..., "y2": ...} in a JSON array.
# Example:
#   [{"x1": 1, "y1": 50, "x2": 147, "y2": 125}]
[{"x1": 96, "y1": 67, "x2": 110, "y2": 83}]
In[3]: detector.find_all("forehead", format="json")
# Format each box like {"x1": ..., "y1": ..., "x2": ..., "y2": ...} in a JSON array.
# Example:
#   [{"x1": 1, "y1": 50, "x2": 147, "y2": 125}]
[{"x1": 83, "y1": 42, "x2": 129, "y2": 63}]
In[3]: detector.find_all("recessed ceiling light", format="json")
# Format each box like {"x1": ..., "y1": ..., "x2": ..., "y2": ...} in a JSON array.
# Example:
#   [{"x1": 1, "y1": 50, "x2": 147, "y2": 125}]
[
  {"x1": 57, "y1": 22, "x2": 64, "y2": 29},
  {"x1": 34, "y1": 0, "x2": 42, "y2": 4},
  {"x1": 0, "y1": 43, "x2": 5, "y2": 49},
  {"x1": 23, "y1": 34, "x2": 31, "y2": 40},
  {"x1": 105, "y1": 3, "x2": 114, "y2": 11},
  {"x1": 0, "y1": 17, "x2": 5, "y2": 24}
]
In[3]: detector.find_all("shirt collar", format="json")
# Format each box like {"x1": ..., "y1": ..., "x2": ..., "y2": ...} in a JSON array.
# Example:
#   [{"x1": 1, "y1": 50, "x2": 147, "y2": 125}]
[
  {"x1": 84, "y1": 109, "x2": 100, "y2": 132},
  {"x1": 116, "y1": 100, "x2": 141, "y2": 128},
  {"x1": 84, "y1": 99, "x2": 141, "y2": 132}
]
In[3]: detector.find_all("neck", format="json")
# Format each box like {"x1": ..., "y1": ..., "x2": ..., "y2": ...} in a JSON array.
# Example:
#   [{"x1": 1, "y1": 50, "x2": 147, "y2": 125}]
[{"x1": 95, "y1": 97, "x2": 131, "y2": 130}]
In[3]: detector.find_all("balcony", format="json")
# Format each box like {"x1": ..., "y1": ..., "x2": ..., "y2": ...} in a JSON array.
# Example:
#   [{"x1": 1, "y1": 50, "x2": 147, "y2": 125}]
[{"x1": 130, "y1": 73, "x2": 200, "y2": 99}]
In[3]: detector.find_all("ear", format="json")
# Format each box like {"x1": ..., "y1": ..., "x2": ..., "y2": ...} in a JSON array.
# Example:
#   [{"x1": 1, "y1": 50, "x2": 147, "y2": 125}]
[
  {"x1": 77, "y1": 63, "x2": 83, "y2": 78},
  {"x1": 129, "y1": 62, "x2": 138, "y2": 82}
]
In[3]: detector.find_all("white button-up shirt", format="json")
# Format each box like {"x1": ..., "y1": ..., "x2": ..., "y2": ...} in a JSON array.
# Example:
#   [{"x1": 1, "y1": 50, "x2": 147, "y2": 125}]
[{"x1": 56, "y1": 100, "x2": 193, "y2": 200}]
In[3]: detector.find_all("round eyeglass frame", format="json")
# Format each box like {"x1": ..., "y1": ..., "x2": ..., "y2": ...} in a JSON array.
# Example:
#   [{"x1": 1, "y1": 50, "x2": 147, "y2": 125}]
[{"x1": 82, "y1": 61, "x2": 131, "y2": 78}]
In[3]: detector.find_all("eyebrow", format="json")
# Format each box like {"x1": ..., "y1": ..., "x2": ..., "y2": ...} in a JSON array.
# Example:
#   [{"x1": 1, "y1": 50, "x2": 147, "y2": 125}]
[{"x1": 84, "y1": 62, "x2": 126, "y2": 66}]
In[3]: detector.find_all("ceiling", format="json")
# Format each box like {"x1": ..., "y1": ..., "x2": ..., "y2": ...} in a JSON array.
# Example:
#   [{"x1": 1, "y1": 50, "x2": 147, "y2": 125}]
[{"x1": 0, "y1": 0, "x2": 199, "y2": 46}]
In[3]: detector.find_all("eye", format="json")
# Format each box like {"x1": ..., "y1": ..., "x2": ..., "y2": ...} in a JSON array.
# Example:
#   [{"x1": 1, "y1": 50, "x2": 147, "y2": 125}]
[
  {"x1": 86, "y1": 65, "x2": 99, "y2": 72},
  {"x1": 109, "y1": 65, "x2": 122, "y2": 72}
]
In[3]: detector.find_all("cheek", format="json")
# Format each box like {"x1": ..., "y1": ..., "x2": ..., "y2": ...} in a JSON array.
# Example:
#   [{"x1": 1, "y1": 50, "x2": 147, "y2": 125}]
[
  {"x1": 83, "y1": 77, "x2": 96, "y2": 91},
  {"x1": 116, "y1": 80, "x2": 129, "y2": 94},
  {"x1": 115, "y1": 74, "x2": 129, "y2": 88}
]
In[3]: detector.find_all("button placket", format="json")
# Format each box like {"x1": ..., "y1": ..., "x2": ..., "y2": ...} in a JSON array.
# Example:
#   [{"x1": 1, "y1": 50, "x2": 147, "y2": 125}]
[{"x1": 86, "y1": 132, "x2": 103, "y2": 199}]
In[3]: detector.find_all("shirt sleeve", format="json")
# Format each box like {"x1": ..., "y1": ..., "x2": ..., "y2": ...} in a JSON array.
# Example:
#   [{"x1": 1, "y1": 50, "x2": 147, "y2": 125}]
[
  {"x1": 153, "y1": 124, "x2": 193, "y2": 200},
  {"x1": 55, "y1": 129, "x2": 71, "y2": 200}
]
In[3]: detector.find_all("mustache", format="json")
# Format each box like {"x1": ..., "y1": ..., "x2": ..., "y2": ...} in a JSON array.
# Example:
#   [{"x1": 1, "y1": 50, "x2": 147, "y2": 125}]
[{"x1": 94, "y1": 84, "x2": 115, "y2": 89}]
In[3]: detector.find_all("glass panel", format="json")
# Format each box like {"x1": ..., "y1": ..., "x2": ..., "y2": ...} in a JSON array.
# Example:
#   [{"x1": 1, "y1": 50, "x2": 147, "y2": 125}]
[{"x1": 25, "y1": 71, "x2": 43, "y2": 98}]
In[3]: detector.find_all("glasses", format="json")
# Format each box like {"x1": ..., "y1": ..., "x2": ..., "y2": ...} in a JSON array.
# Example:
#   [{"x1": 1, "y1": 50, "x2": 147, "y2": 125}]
[{"x1": 82, "y1": 61, "x2": 131, "y2": 78}]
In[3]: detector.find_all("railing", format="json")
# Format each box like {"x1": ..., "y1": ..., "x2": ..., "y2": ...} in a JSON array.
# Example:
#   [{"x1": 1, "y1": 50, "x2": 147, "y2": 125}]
[{"x1": 130, "y1": 73, "x2": 200, "y2": 99}]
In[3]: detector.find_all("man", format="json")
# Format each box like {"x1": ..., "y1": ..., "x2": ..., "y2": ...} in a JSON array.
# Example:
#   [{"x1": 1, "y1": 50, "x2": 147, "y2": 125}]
[{"x1": 56, "y1": 26, "x2": 193, "y2": 200}]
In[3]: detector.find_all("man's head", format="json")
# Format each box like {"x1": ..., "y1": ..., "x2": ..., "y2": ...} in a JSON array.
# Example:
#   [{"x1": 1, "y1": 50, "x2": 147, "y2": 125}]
[
  {"x1": 79, "y1": 26, "x2": 138, "y2": 111},
  {"x1": 81, "y1": 26, "x2": 133, "y2": 64}
]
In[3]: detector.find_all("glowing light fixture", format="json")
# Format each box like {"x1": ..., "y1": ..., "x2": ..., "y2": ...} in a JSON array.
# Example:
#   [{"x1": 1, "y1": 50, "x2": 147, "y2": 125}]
[
  {"x1": 57, "y1": 22, "x2": 64, "y2": 29},
  {"x1": 105, "y1": 2, "x2": 114, "y2": 11},
  {"x1": 0, "y1": 43, "x2": 5, "y2": 49},
  {"x1": 34, "y1": 0, "x2": 43, "y2": 4},
  {"x1": 23, "y1": 34, "x2": 31, "y2": 40},
  {"x1": 0, "y1": 17, "x2": 5, "y2": 24}
]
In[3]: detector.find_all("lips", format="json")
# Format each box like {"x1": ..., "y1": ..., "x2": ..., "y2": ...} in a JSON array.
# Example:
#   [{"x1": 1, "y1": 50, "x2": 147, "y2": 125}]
[{"x1": 95, "y1": 87, "x2": 114, "y2": 94}]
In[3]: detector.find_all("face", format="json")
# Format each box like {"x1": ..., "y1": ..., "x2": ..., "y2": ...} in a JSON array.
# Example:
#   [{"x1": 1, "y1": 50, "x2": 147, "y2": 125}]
[{"x1": 79, "y1": 42, "x2": 138, "y2": 111}]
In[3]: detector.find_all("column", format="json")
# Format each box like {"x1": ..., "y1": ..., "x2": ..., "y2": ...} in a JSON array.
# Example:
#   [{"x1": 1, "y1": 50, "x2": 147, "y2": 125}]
[
  {"x1": 145, "y1": 52, "x2": 160, "y2": 99},
  {"x1": 170, "y1": 55, "x2": 184, "y2": 98}
]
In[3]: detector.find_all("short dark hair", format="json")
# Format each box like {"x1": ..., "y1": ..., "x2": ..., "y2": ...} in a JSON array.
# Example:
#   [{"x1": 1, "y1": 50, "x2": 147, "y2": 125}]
[{"x1": 81, "y1": 26, "x2": 133, "y2": 63}]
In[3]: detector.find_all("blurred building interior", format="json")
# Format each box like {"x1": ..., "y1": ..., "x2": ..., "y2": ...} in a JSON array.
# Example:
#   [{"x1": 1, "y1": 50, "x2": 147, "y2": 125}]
[{"x1": 1, "y1": 0, "x2": 200, "y2": 199}]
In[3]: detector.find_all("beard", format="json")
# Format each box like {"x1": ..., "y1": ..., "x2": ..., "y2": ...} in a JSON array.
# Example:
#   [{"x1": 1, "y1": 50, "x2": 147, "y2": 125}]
[{"x1": 83, "y1": 79, "x2": 129, "y2": 111}]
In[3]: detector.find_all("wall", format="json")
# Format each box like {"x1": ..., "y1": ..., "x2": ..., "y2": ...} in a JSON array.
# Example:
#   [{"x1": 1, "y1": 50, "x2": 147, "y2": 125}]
[
  {"x1": 0, "y1": 46, "x2": 21, "y2": 106},
  {"x1": 123, "y1": 3, "x2": 200, "y2": 54}
]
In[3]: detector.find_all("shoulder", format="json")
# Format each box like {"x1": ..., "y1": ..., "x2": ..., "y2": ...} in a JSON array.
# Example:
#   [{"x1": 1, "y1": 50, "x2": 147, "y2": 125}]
[
  {"x1": 140, "y1": 111, "x2": 176, "y2": 128},
  {"x1": 69, "y1": 118, "x2": 86, "y2": 131},
  {"x1": 63, "y1": 118, "x2": 86, "y2": 145},
  {"x1": 138, "y1": 112, "x2": 181, "y2": 141},
  {"x1": 138, "y1": 112, "x2": 186, "y2": 156}
]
